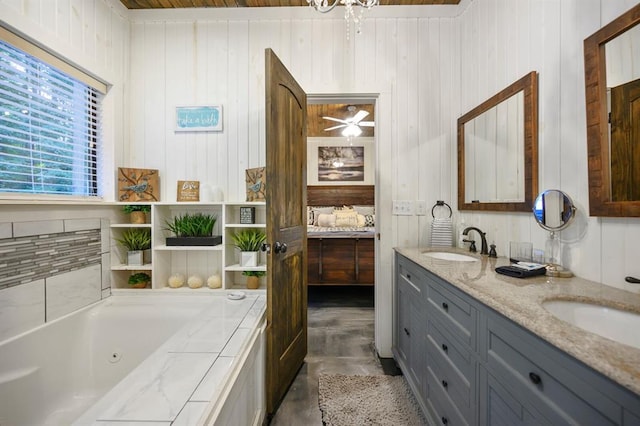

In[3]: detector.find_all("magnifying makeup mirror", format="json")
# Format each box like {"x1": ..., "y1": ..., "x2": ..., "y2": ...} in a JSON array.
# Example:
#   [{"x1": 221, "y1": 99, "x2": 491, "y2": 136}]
[{"x1": 533, "y1": 189, "x2": 577, "y2": 277}]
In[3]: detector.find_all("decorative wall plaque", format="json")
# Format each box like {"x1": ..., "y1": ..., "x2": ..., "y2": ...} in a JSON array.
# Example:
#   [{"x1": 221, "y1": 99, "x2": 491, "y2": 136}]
[
  {"x1": 177, "y1": 180, "x2": 200, "y2": 202},
  {"x1": 240, "y1": 207, "x2": 256, "y2": 224},
  {"x1": 118, "y1": 168, "x2": 160, "y2": 202},
  {"x1": 245, "y1": 167, "x2": 266, "y2": 202}
]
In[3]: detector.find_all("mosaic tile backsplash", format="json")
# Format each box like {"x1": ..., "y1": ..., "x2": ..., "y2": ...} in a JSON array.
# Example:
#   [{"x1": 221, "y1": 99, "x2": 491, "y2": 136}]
[{"x1": 0, "y1": 229, "x2": 102, "y2": 290}]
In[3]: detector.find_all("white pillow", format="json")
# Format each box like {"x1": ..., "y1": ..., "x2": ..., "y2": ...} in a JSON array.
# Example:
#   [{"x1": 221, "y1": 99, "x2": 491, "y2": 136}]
[
  {"x1": 334, "y1": 210, "x2": 359, "y2": 227},
  {"x1": 316, "y1": 213, "x2": 336, "y2": 227},
  {"x1": 312, "y1": 207, "x2": 334, "y2": 225},
  {"x1": 352, "y1": 205, "x2": 375, "y2": 215}
]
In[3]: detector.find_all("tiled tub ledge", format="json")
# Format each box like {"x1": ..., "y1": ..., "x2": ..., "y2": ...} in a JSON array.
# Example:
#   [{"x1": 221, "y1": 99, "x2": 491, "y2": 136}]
[
  {"x1": 74, "y1": 292, "x2": 267, "y2": 426},
  {"x1": 0, "y1": 291, "x2": 266, "y2": 425}
]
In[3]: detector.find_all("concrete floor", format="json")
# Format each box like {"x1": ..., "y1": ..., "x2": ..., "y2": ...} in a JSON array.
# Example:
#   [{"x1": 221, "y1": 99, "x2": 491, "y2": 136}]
[{"x1": 270, "y1": 286, "x2": 392, "y2": 425}]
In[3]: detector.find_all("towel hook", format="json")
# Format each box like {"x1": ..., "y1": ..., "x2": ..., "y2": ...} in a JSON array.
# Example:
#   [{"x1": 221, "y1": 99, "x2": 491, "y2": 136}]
[{"x1": 432, "y1": 200, "x2": 452, "y2": 218}]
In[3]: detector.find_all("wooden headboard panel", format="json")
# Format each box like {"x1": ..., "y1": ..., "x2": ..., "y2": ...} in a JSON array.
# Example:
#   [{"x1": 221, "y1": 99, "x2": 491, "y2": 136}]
[{"x1": 307, "y1": 185, "x2": 375, "y2": 206}]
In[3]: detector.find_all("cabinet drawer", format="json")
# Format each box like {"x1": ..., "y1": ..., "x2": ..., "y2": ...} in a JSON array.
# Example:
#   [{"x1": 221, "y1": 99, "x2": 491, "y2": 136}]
[
  {"x1": 486, "y1": 314, "x2": 621, "y2": 425},
  {"x1": 426, "y1": 324, "x2": 475, "y2": 423},
  {"x1": 427, "y1": 318, "x2": 474, "y2": 382},
  {"x1": 398, "y1": 257, "x2": 427, "y2": 294},
  {"x1": 426, "y1": 276, "x2": 476, "y2": 349},
  {"x1": 426, "y1": 365, "x2": 469, "y2": 426}
]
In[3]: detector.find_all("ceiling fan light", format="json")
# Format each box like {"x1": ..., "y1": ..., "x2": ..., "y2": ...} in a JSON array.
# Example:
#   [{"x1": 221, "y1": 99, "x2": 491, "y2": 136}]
[{"x1": 342, "y1": 124, "x2": 362, "y2": 137}]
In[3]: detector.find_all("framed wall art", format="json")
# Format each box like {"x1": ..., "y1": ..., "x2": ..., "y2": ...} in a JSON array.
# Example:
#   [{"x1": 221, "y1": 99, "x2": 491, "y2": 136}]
[
  {"x1": 117, "y1": 167, "x2": 160, "y2": 202},
  {"x1": 246, "y1": 167, "x2": 266, "y2": 202},
  {"x1": 317, "y1": 146, "x2": 365, "y2": 182},
  {"x1": 175, "y1": 105, "x2": 223, "y2": 132}
]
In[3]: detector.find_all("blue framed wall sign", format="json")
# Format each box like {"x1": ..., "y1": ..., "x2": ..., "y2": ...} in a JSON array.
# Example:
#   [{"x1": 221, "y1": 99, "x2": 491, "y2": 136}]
[{"x1": 175, "y1": 105, "x2": 222, "y2": 132}]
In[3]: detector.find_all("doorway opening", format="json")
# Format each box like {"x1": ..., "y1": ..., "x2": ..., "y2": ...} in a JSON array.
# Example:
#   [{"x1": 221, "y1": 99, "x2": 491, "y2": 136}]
[{"x1": 305, "y1": 94, "x2": 378, "y2": 310}]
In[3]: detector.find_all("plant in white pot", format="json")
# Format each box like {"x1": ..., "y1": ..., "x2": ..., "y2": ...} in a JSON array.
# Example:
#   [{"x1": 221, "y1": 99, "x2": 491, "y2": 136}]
[
  {"x1": 115, "y1": 228, "x2": 151, "y2": 266},
  {"x1": 231, "y1": 228, "x2": 266, "y2": 267}
]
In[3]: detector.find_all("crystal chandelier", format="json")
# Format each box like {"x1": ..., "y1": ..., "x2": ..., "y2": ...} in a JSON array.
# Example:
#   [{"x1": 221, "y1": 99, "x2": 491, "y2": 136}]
[{"x1": 306, "y1": 0, "x2": 379, "y2": 38}]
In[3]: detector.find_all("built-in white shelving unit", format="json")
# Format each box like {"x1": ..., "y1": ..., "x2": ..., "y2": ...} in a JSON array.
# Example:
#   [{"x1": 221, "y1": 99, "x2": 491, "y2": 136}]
[
  {"x1": 223, "y1": 202, "x2": 267, "y2": 290},
  {"x1": 110, "y1": 201, "x2": 266, "y2": 291}
]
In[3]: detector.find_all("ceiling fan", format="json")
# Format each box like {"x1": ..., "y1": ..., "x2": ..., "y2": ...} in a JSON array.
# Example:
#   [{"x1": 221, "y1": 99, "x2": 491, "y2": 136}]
[{"x1": 323, "y1": 106, "x2": 375, "y2": 137}]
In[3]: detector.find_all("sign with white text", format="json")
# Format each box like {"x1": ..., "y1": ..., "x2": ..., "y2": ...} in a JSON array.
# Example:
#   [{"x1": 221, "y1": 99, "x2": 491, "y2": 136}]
[{"x1": 175, "y1": 106, "x2": 222, "y2": 132}]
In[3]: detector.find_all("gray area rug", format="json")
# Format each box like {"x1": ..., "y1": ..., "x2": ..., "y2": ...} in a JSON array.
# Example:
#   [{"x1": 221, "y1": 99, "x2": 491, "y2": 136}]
[{"x1": 318, "y1": 374, "x2": 427, "y2": 426}]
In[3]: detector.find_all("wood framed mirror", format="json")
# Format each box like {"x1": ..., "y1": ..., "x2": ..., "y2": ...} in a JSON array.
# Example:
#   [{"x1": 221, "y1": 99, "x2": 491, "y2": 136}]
[
  {"x1": 458, "y1": 71, "x2": 539, "y2": 212},
  {"x1": 584, "y1": 4, "x2": 640, "y2": 217}
]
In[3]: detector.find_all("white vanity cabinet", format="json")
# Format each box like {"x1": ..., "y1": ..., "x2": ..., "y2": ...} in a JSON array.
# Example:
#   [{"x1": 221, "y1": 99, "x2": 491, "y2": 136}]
[{"x1": 393, "y1": 252, "x2": 640, "y2": 426}]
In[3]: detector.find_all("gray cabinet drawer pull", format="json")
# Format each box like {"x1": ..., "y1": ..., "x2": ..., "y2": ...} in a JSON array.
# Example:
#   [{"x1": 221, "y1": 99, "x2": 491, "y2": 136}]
[
  {"x1": 407, "y1": 273, "x2": 411, "y2": 280},
  {"x1": 441, "y1": 416, "x2": 448, "y2": 425},
  {"x1": 442, "y1": 379, "x2": 448, "y2": 388},
  {"x1": 441, "y1": 343, "x2": 448, "y2": 352},
  {"x1": 442, "y1": 302, "x2": 449, "y2": 310},
  {"x1": 404, "y1": 327, "x2": 410, "y2": 336},
  {"x1": 529, "y1": 372, "x2": 541, "y2": 385}
]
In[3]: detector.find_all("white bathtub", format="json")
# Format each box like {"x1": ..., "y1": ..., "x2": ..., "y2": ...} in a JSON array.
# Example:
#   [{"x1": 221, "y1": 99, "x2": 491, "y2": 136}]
[{"x1": 0, "y1": 293, "x2": 266, "y2": 426}]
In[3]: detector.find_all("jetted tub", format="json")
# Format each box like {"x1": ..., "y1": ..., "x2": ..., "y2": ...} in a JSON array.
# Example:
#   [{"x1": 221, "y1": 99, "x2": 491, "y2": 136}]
[{"x1": 0, "y1": 293, "x2": 266, "y2": 426}]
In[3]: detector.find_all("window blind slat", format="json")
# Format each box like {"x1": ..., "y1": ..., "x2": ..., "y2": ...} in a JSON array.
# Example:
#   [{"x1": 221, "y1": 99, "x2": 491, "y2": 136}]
[{"x1": 0, "y1": 35, "x2": 102, "y2": 197}]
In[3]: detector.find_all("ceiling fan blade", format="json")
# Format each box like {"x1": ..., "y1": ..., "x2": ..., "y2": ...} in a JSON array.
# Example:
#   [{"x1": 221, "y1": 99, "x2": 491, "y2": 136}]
[
  {"x1": 322, "y1": 116, "x2": 348, "y2": 124},
  {"x1": 351, "y1": 110, "x2": 370, "y2": 124},
  {"x1": 359, "y1": 121, "x2": 375, "y2": 127},
  {"x1": 324, "y1": 124, "x2": 347, "y2": 131}
]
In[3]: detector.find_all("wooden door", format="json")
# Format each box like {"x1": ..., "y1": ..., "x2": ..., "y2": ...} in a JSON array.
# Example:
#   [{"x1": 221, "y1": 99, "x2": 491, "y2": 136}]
[
  {"x1": 264, "y1": 48, "x2": 308, "y2": 416},
  {"x1": 610, "y1": 78, "x2": 640, "y2": 201}
]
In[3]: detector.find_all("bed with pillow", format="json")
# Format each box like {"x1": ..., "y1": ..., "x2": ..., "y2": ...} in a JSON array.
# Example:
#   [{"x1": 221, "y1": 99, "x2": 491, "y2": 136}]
[{"x1": 307, "y1": 185, "x2": 375, "y2": 286}]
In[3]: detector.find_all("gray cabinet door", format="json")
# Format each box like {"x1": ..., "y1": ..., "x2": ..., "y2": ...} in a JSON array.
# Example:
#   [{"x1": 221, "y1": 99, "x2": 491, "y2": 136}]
[
  {"x1": 479, "y1": 366, "x2": 546, "y2": 426},
  {"x1": 485, "y1": 309, "x2": 623, "y2": 426},
  {"x1": 395, "y1": 254, "x2": 427, "y2": 400}
]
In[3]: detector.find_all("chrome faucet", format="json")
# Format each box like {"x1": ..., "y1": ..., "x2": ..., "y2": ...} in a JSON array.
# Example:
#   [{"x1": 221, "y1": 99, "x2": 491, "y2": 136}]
[{"x1": 462, "y1": 226, "x2": 489, "y2": 255}]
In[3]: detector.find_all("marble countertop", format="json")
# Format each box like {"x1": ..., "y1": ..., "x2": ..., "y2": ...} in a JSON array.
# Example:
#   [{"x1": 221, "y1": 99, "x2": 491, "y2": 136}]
[{"x1": 395, "y1": 247, "x2": 640, "y2": 396}]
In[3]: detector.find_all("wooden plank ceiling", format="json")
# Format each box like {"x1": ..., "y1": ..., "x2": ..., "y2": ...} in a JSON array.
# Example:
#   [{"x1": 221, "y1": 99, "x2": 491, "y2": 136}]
[
  {"x1": 121, "y1": 0, "x2": 459, "y2": 8},
  {"x1": 307, "y1": 103, "x2": 374, "y2": 138}
]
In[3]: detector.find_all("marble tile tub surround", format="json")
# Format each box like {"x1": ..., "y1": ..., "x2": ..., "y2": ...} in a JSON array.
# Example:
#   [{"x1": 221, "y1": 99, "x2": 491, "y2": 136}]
[
  {"x1": 0, "y1": 218, "x2": 110, "y2": 342},
  {"x1": 74, "y1": 293, "x2": 266, "y2": 425},
  {"x1": 395, "y1": 247, "x2": 640, "y2": 396}
]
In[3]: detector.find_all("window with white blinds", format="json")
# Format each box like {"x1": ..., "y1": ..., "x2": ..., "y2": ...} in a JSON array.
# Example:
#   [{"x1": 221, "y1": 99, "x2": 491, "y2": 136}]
[{"x1": 0, "y1": 32, "x2": 105, "y2": 197}]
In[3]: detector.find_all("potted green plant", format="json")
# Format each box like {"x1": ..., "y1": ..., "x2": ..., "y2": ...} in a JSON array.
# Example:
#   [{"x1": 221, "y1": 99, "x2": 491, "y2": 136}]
[
  {"x1": 243, "y1": 270, "x2": 265, "y2": 289},
  {"x1": 164, "y1": 212, "x2": 221, "y2": 246},
  {"x1": 115, "y1": 228, "x2": 151, "y2": 265},
  {"x1": 128, "y1": 272, "x2": 151, "y2": 289},
  {"x1": 122, "y1": 204, "x2": 151, "y2": 224},
  {"x1": 231, "y1": 228, "x2": 266, "y2": 267}
]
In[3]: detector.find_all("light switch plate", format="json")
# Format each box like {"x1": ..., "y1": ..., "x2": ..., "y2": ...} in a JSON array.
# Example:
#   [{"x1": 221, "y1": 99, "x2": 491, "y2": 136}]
[
  {"x1": 415, "y1": 200, "x2": 427, "y2": 216},
  {"x1": 392, "y1": 200, "x2": 413, "y2": 215}
]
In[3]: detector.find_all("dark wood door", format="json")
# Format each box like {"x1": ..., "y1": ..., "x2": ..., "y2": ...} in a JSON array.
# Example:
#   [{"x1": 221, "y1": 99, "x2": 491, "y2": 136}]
[
  {"x1": 610, "y1": 78, "x2": 640, "y2": 202},
  {"x1": 264, "y1": 48, "x2": 308, "y2": 416}
]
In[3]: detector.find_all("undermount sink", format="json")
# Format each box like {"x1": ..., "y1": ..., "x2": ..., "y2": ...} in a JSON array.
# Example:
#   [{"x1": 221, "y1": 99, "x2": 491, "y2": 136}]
[
  {"x1": 543, "y1": 300, "x2": 640, "y2": 350},
  {"x1": 422, "y1": 252, "x2": 478, "y2": 262}
]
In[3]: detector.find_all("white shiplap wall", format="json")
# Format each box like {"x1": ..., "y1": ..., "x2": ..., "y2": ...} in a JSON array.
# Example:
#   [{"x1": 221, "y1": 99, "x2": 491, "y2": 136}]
[
  {"x1": 3, "y1": 0, "x2": 640, "y2": 356},
  {"x1": 126, "y1": 6, "x2": 462, "y2": 356},
  {"x1": 459, "y1": 0, "x2": 640, "y2": 295}
]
